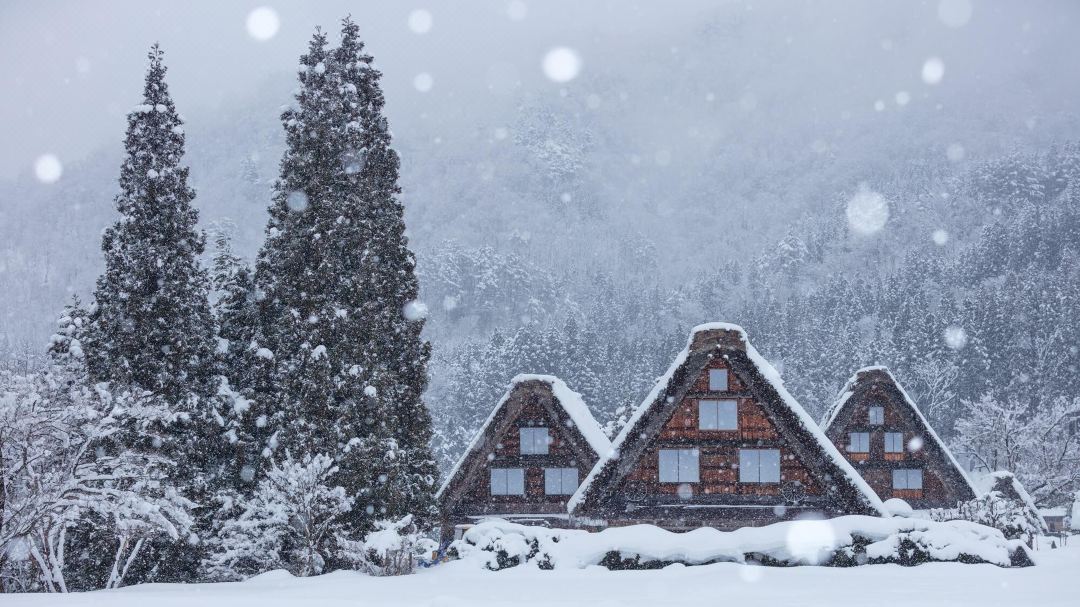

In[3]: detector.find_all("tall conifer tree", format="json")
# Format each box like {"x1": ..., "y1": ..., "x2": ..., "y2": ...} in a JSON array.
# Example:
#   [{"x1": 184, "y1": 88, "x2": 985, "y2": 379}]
[{"x1": 254, "y1": 20, "x2": 437, "y2": 534}]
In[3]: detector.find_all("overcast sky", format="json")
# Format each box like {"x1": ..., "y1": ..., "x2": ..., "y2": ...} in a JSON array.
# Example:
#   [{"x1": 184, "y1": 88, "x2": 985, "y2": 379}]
[{"x1": 1, "y1": 0, "x2": 1078, "y2": 182}]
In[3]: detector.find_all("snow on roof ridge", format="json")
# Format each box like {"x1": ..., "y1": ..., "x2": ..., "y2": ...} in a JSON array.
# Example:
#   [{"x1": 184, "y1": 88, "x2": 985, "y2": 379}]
[
  {"x1": 436, "y1": 374, "x2": 610, "y2": 500},
  {"x1": 821, "y1": 366, "x2": 979, "y2": 497},
  {"x1": 569, "y1": 324, "x2": 888, "y2": 517}
]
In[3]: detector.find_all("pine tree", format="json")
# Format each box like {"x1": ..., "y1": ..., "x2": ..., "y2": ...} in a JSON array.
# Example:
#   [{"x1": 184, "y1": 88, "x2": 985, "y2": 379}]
[
  {"x1": 84, "y1": 44, "x2": 216, "y2": 405},
  {"x1": 253, "y1": 20, "x2": 438, "y2": 542},
  {"x1": 80, "y1": 44, "x2": 218, "y2": 583}
]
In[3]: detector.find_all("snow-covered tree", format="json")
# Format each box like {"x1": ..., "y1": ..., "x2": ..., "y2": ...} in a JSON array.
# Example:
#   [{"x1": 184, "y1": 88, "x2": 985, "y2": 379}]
[
  {"x1": 203, "y1": 453, "x2": 353, "y2": 579},
  {"x1": 83, "y1": 45, "x2": 216, "y2": 405},
  {"x1": 252, "y1": 20, "x2": 438, "y2": 535},
  {"x1": 0, "y1": 372, "x2": 193, "y2": 592}
]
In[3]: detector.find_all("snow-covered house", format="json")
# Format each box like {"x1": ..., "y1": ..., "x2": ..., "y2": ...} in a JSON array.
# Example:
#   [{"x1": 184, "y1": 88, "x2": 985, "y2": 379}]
[
  {"x1": 436, "y1": 375, "x2": 611, "y2": 541},
  {"x1": 568, "y1": 323, "x2": 886, "y2": 531},
  {"x1": 821, "y1": 366, "x2": 978, "y2": 510}
]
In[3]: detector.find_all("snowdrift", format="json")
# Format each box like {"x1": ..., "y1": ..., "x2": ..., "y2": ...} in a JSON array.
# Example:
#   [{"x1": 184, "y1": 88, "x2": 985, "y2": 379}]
[{"x1": 452, "y1": 517, "x2": 1033, "y2": 570}]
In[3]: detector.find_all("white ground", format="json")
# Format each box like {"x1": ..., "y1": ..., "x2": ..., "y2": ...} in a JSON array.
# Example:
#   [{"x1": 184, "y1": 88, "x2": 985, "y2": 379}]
[{"x1": 6, "y1": 543, "x2": 1078, "y2": 606}]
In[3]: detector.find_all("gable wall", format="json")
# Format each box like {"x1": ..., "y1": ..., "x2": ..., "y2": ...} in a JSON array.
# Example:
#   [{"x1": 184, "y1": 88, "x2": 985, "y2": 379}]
[
  {"x1": 444, "y1": 388, "x2": 598, "y2": 518},
  {"x1": 622, "y1": 358, "x2": 823, "y2": 499},
  {"x1": 827, "y1": 378, "x2": 967, "y2": 508}
]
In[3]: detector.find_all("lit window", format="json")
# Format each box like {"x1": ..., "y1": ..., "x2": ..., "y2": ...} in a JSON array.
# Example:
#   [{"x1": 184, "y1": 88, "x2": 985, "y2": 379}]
[
  {"x1": 698, "y1": 399, "x2": 738, "y2": 430},
  {"x1": 739, "y1": 449, "x2": 781, "y2": 483},
  {"x1": 490, "y1": 468, "x2": 525, "y2": 495},
  {"x1": 544, "y1": 468, "x2": 579, "y2": 495},
  {"x1": 884, "y1": 432, "x2": 904, "y2": 453},
  {"x1": 868, "y1": 406, "x2": 884, "y2": 425},
  {"x1": 658, "y1": 449, "x2": 700, "y2": 483},
  {"x1": 848, "y1": 432, "x2": 870, "y2": 453},
  {"x1": 892, "y1": 469, "x2": 923, "y2": 490},
  {"x1": 708, "y1": 369, "x2": 729, "y2": 391},
  {"x1": 519, "y1": 427, "x2": 550, "y2": 455}
]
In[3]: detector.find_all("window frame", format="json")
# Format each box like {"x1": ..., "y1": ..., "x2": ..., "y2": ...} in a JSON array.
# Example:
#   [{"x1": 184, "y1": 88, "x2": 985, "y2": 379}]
[
  {"x1": 519, "y1": 427, "x2": 551, "y2": 455},
  {"x1": 847, "y1": 431, "x2": 870, "y2": 453},
  {"x1": 698, "y1": 399, "x2": 739, "y2": 430},
  {"x1": 739, "y1": 448, "x2": 782, "y2": 484},
  {"x1": 544, "y1": 467, "x2": 579, "y2": 495},
  {"x1": 868, "y1": 406, "x2": 885, "y2": 426},
  {"x1": 490, "y1": 468, "x2": 526, "y2": 496},
  {"x1": 708, "y1": 369, "x2": 730, "y2": 392},
  {"x1": 658, "y1": 448, "x2": 700, "y2": 483},
  {"x1": 884, "y1": 432, "x2": 904, "y2": 453},
  {"x1": 892, "y1": 468, "x2": 923, "y2": 490}
]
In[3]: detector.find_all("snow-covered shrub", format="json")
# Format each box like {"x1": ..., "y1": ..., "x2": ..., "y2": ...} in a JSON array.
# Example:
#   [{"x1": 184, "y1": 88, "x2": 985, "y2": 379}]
[
  {"x1": 931, "y1": 490, "x2": 1043, "y2": 544},
  {"x1": 0, "y1": 372, "x2": 194, "y2": 592},
  {"x1": 203, "y1": 453, "x2": 354, "y2": 580},
  {"x1": 452, "y1": 517, "x2": 1033, "y2": 571},
  {"x1": 350, "y1": 515, "x2": 436, "y2": 576}
]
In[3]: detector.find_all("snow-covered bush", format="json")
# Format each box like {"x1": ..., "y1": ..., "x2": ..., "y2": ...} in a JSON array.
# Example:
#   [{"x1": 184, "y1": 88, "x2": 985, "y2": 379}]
[
  {"x1": 0, "y1": 372, "x2": 194, "y2": 592},
  {"x1": 452, "y1": 517, "x2": 1033, "y2": 571},
  {"x1": 349, "y1": 515, "x2": 435, "y2": 576},
  {"x1": 931, "y1": 489, "x2": 1044, "y2": 544},
  {"x1": 203, "y1": 453, "x2": 354, "y2": 580}
]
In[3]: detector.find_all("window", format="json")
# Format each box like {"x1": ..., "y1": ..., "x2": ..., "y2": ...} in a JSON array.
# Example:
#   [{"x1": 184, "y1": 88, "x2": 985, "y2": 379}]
[
  {"x1": 739, "y1": 449, "x2": 781, "y2": 483},
  {"x1": 544, "y1": 468, "x2": 579, "y2": 495},
  {"x1": 708, "y1": 369, "x2": 729, "y2": 391},
  {"x1": 519, "y1": 427, "x2": 550, "y2": 455},
  {"x1": 847, "y1": 432, "x2": 870, "y2": 453},
  {"x1": 658, "y1": 449, "x2": 700, "y2": 483},
  {"x1": 868, "y1": 406, "x2": 884, "y2": 425},
  {"x1": 699, "y1": 399, "x2": 738, "y2": 430},
  {"x1": 490, "y1": 468, "x2": 525, "y2": 495},
  {"x1": 892, "y1": 469, "x2": 923, "y2": 490},
  {"x1": 884, "y1": 432, "x2": 904, "y2": 453}
]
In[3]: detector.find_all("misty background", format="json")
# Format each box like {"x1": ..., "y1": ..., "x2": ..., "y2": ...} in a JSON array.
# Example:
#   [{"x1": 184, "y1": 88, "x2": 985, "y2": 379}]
[{"x1": 3, "y1": 0, "x2": 1080, "y2": 471}]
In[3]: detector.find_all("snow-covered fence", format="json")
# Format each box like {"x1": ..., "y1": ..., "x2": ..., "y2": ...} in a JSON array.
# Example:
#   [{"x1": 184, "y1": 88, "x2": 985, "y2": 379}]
[{"x1": 451, "y1": 516, "x2": 1033, "y2": 571}]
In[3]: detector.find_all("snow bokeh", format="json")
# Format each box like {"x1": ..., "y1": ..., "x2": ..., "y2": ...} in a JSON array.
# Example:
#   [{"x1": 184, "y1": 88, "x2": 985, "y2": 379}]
[
  {"x1": 783, "y1": 518, "x2": 837, "y2": 565},
  {"x1": 413, "y1": 73, "x2": 434, "y2": 92},
  {"x1": 542, "y1": 47, "x2": 582, "y2": 83},
  {"x1": 285, "y1": 190, "x2": 308, "y2": 212},
  {"x1": 921, "y1": 57, "x2": 945, "y2": 85},
  {"x1": 946, "y1": 143, "x2": 966, "y2": 162},
  {"x1": 506, "y1": 1, "x2": 528, "y2": 21},
  {"x1": 246, "y1": 7, "x2": 281, "y2": 42},
  {"x1": 943, "y1": 325, "x2": 968, "y2": 350},
  {"x1": 894, "y1": 91, "x2": 911, "y2": 106},
  {"x1": 407, "y1": 9, "x2": 433, "y2": 35},
  {"x1": 845, "y1": 186, "x2": 889, "y2": 236},
  {"x1": 938, "y1": 0, "x2": 973, "y2": 28},
  {"x1": 33, "y1": 154, "x2": 62, "y2": 183},
  {"x1": 403, "y1": 299, "x2": 429, "y2": 321},
  {"x1": 931, "y1": 229, "x2": 949, "y2": 246}
]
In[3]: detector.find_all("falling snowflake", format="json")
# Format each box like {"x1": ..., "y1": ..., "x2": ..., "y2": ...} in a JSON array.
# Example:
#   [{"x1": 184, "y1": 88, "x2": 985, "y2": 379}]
[
  {"x1": 932, "y1": 229, "x2": 949, "y2": 246},
  {"x1": 407, "y1": 9, "x2": 433, "y2": 34},
  {"x1": 507, "y1": 0, "x2": 528, "y2": 21},
  {"x1": 413, "y1": 72, "x2": 434, "y2": 92},
  {"x1": 246, "y1": 7, "x2": 280, "y2": 41},
  {"x1": 285, "y1": 190, "x2": 308, "y2": 212},
  {"x1": 944, "y1": 325, "x2": 968, "y2": 350},
  {"x1": 845, "y1": 185, "x2": 889, "y2": 236},
  {"x1": 240, "y1": 465, "x2": 256, "y2": 483},
  {"x1": 922, "y1": 57, "x2": 945, "y2": 85},
  {"x1": 938, "y1": 0, "x2": 973, "y2": 28},
  {"x1": 364, "y1": 385, "x2": 378, "y2": 398},
  {"x1": 403, "y1": 299, "x2": 429, "y2": 321},
  {"x1": 34, "y1": 154, "x2": 62, "y2": 183},
  {"x1": 946, "y1": 143, "x2": 966, "y2": 162},
  {"x1": 874, "y1": 99, "x2": 885, "y2": 112},
  {"x1": 895, "y1": 91, "x2": 911, "y2": 106},
  {"x1": 542, "y1": 47, "x2": 582, "y2": 83},
  {"x1": 908, "y1": 436, "x2": 925, "y2": 452}
]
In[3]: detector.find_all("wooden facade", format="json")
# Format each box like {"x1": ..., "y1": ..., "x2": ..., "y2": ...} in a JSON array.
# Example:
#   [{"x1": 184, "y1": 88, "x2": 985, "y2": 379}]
[
  {"x1": 436, "y1": 375, "x2": 609, "y2": 541},
  {"x1": 821, "y1": 367, "x2": 977, "y2": 510},
  {"x1": 569, "y1": 324, "x2": 885, "y2": 531}
]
